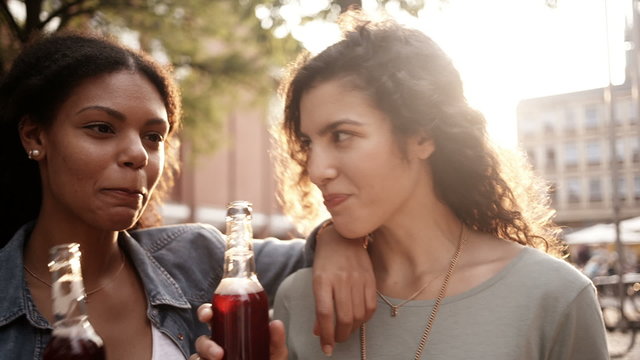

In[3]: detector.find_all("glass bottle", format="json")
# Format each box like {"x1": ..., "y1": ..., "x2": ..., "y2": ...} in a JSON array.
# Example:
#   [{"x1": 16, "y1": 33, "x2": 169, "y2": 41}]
[
  {"x1": 211, "y1": 201, "x2": 270, "y2": 360},
  {"x1": 43, "y1": 243, "x2": 106, "y2": 360}
]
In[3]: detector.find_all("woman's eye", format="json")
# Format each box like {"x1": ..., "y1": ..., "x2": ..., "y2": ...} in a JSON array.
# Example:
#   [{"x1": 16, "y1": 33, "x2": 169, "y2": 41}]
[
  {"x1": 333, "y1": 131, "x2": 352, "y2": 143},
  {"x1": 85, "y1": 123, "x2": 114, "y2": 134},
  {"x1": 299, "y1": 137, "x2": 311, "y2": 149},
  {"x1": 145, "y1": 133, "x2": 165, "y2": 143}
]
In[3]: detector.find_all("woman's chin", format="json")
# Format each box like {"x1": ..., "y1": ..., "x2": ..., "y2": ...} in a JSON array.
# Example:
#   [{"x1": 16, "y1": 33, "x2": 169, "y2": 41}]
[
  {"x1": 331, "y1": 220, "x2": 368, "y2": 240},
  {"x1": 97, "y1": 209, "x2": 141, "y2": 231}
]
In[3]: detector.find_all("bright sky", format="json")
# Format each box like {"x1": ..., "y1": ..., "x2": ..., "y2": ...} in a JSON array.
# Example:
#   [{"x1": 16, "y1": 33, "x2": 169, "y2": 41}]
[{"x1": 282, "y1": 0, "x2": 630, "y2": 148}]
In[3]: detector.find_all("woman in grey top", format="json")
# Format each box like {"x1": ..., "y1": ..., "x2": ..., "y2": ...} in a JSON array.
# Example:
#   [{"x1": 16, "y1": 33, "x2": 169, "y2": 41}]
[
  {"x1": 270, "y1": 10, "x2": 608, "y2": 360},
  {"x1": 0, "y1": 32, "x2": 374, "y2": 359}
]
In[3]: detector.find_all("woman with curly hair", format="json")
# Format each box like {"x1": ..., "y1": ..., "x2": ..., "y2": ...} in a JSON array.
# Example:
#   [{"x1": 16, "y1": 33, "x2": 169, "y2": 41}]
[
  {"x1": 271, "y1": 11, "x2": 608, "y2": 359},
  {"x1": 0, "y1": 31, "x2": 374, "y2": 360}
]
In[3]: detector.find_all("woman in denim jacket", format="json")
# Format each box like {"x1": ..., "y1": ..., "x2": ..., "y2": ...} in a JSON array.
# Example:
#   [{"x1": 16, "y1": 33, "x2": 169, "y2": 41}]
[{"x1": 0, "y1": 32, "x2": 374, "y2": 359}]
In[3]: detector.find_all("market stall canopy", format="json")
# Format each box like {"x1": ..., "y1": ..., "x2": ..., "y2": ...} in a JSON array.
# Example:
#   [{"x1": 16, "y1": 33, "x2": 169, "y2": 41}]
[{"x1": 564, "y1": 216, "x2": 640, "y2": 245}]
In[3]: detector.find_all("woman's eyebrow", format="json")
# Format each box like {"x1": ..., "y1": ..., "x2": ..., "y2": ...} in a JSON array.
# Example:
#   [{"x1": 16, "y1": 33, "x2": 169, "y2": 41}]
[
  {"x1": 316, "y1": 119, "x2": 363, "y2": 136},
  {"x1": 76, "y1": 105, "x2": 125, "y2": 121},
  {"x1": 76, "y1": 105, "x2": 168, "y2": 126}
]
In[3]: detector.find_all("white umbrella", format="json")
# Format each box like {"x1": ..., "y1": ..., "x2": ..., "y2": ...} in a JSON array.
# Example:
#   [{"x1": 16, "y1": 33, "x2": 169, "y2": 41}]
[
  {"x1": 621, "y1": 216, "x2": 640, "y2": 233},
  {"x1": 564, "y1": 221, "x2": 640, "y2": 245}
]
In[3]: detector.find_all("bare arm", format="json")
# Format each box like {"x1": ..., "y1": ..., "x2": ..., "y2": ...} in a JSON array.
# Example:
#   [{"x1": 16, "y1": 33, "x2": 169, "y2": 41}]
[{"x1": 312, "y1": 222, "x2": 376, "y2": 355}]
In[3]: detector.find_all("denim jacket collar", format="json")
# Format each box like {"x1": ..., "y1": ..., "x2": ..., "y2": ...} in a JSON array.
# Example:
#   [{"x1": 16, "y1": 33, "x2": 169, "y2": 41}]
[
  {"x1": 118, "y1": 230, "x2": 190, "y2": 308},
  {"x1": 0, "y1": 222, "x2": 50, "y2": 330},
  {"x1": 0, "y1": 222, "x2": 190, "y2": 332}
]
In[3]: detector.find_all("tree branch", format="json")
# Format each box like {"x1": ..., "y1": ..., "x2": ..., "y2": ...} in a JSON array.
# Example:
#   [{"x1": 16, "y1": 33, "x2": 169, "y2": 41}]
[
  {"x1": 0, "y1": 1, "x2": 25, "y2": 42},
  {"x1": 56, "y1": 8, "x2": 98, "y2": 29},
  {"x1": 24, "y1": 0, "x2": 43, "y2": 39},
  {"x1": 41, "y1": 0, "x2": 92, "y2": 27}
]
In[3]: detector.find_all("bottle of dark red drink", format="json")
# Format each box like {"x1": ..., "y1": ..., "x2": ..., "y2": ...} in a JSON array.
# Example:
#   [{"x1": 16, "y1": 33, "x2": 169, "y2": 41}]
[
  {"x1": 211, "y1": 201, "x2": 270, "y2": 360},
  {"x1": 43, "y1": 243, "x2": 106, "y2": 360}
]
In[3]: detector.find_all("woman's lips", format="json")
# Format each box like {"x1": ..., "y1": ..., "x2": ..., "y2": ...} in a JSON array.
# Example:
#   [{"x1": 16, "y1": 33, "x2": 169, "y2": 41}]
[
  {"x1": 102, "y1": 188, "x2": 144, "y2": 207},
  {"x1": 323, "y1": 194, "x2": 349, "y2": 209}
]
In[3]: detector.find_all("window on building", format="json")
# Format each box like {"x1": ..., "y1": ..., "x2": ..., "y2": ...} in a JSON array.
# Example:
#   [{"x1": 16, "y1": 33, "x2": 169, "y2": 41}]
[
  {"x1": 617, "y1": 177, "x2": 627, "y2": 202},
  {"x1": 632, "y1": 138, "x2": 640, "y2": 163},
  {"x1": 613, "y1": 139, "x2": 625, "y2": 163},
  {"x1": 564, "y1": 142, "x2": 578, "y2": 168},
  {"x1": 614, "y1": 99, "x2": 630, "y2": 125},
  {"x1": 546, "y1": 146, "x2": 556, "y2": 170},
  {"x1": 543, "y1": 113, "x2": 555, "y2": 134},
  {"x1": 586, "y1": 141, "x2": 601, "y2": 165},
  {"x1": 566, "y1": 178, "x2": 581, "y2": 204},
  {"x1": 584, "y1": 106, "x2": 599, "y2": 129},
  {"x1": 635, "y1": 175, "x2": 640, "y2": 201},
  {"x1": 564, "y1": 109, "x2": 576, "y2": 133},
  {"x1": 589, "y1": 177, "x2": 602, "y2": 202}
]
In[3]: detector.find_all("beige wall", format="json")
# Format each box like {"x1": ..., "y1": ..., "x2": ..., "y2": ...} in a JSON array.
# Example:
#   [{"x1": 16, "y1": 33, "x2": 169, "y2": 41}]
[{"x1": 165, "y1": 108, "x2": 301, "y2": 239}]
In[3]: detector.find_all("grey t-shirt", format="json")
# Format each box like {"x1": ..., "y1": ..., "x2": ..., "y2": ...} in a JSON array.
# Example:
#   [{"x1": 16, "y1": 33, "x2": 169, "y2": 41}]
[{"x1": 274, "y1": 247, "x2": 609, "y2": 360}]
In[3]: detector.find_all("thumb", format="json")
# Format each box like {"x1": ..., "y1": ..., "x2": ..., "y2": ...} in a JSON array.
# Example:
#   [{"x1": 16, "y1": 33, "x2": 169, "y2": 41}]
[{"x1": 269, "y1": 320, "x2": 288, "y2": 360}]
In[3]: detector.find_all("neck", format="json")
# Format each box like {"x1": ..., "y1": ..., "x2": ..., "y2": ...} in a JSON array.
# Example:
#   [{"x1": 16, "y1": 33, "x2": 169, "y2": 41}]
[
  {"x1": 368, "y1": 197, "x2": 463, "y2": 298},
  {"x1": 24, "y1": 215, "x2": 121, "y2": 291}
]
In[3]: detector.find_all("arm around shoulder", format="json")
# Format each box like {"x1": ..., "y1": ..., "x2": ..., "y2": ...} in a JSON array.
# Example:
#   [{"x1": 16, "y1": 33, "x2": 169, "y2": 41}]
[{"x1": 253, "y1": 237, "x2": 306, "y2": 302}]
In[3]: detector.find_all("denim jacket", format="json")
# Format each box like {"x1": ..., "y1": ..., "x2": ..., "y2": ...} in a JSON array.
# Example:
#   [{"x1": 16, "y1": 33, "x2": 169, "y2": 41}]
[{"x1": 0, "y1": 222, "x2": 307, "y2": 359}]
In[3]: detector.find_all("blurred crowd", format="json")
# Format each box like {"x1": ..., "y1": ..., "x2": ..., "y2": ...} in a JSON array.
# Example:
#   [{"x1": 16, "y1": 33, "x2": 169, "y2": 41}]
[{"x1": 572, "y1": 245, "x2": 639, "y2": 278}]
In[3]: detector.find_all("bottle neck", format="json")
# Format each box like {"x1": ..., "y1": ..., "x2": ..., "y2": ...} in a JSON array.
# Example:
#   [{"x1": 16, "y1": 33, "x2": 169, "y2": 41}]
[
  {"x1": 49, "y1": 245, "x2": 90, "y2": 325},
  {"x1": 222, "y1": 248, "x2": 257, "y2": 279},
  {"x1": 223, "y1": 215, "x2": 257, "y2": 279}
]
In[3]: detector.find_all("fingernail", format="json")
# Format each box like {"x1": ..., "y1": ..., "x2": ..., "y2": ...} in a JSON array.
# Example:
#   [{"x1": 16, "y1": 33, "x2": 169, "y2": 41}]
[
  {"x1": 323, "y1": 345, "x2": 333, "y2": 356},
  {"x1": 209, "y1": 344, "x2": 223, "y2": 358}
]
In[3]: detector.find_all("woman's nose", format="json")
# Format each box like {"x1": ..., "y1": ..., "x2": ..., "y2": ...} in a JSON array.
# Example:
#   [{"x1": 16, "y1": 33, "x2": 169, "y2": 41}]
[
  {"x1": 119, "y1": 135, "x2": 148, "y2": 169},
  {"x1": 307, "y1": 147, "x2": 338, "y2": 186}
]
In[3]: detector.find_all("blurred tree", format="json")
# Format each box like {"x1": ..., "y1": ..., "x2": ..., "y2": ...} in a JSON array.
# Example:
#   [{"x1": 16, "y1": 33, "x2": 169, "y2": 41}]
[{"x1": 0, "y1": 0, "x2": 425, "y2": 154}]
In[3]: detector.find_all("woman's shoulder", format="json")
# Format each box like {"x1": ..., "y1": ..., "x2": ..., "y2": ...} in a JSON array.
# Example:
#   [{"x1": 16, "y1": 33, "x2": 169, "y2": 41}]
[
  {"x1": 128, "y1": 223, "x2": 225, "y2": 253},
  {"x1": 473, "y1": 232, "x2": 590, "y2": 287},
  {"x1": 124, "y1": 223, "x2": 227, "y2": 302},
  {"x1": 456, "y1": 235, "x2": 591, "y2": 303},
  {"x1": 507, "y1": 246, "x2": 594, "y2": 298},
  {"x1": 276, "y1": 268, "x2": 314, "y2": 299},
  {"x1": 520, "y1": 246, "x2": 588, "y2": 280}
]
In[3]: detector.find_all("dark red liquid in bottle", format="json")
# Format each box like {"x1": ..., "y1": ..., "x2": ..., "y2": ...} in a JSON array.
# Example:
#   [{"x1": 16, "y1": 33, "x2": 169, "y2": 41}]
[
  {"x1": 43, "y1": 335, "x2": 106, "y2": 360},
  {"x1": 211, "y1": 289, "x2": 270, "y2": 360}
]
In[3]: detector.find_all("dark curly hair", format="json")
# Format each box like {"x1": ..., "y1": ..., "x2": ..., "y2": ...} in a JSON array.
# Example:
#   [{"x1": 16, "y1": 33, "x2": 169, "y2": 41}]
[
  {"x1": 273, "y1": 12, "x2": 563, "y2": 256},
  {"x1": 0, "y1": 31, "x2": 182, "y2": 245}
]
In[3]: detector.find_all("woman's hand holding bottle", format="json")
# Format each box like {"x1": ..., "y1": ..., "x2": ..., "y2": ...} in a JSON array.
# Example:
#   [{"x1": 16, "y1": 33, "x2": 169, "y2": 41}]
[{"x1": 191, "y1": 304, "x2": 288, "y2": 360}]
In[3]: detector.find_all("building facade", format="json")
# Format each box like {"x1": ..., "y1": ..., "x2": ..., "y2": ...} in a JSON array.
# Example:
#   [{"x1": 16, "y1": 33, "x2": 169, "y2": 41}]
[
  {"x1": 517, "y1": 82, "x2": 640, "y2": 228},
  {"x1": 163, "y1": 107, "x2": 302, "y2": 239}
]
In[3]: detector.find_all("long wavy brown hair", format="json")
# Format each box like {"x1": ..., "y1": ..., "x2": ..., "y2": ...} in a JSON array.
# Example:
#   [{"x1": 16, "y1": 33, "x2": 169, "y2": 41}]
[{"x1": 272, "y1": 12, "x2": 564, "y2": 256}]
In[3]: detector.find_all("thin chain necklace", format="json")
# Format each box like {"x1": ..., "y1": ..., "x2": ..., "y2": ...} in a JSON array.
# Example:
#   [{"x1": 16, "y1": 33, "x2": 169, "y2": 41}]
[
  {"x1": 360, "y1": 224, "x2": 466, "y2": 360},
  {"x1": 24, "y1": 251, "x2": 126, "y2": 298},
  {"x1": 376, "y1": 273, "x2": 442, "y2": 317}
]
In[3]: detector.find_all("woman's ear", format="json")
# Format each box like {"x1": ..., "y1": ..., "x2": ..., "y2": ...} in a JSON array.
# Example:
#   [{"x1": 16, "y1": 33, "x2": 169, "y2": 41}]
[
  {"x1": 19, "y1": 116, "x2": 46, "y2": 160},
  {"x1": 410, "y1": 129, "x2": 435, "y2": 160}
]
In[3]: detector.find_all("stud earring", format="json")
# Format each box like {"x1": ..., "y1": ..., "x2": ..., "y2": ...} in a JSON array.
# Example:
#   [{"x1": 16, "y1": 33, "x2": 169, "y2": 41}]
[{"x1": 27, "y1": 149, "x2": 41, "y2": 159}]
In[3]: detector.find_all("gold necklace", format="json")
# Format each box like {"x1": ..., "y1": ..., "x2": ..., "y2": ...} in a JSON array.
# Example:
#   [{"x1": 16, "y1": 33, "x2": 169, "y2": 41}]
[
  {"x1": 24, "y1": 251, "x2": 126, "y2": 298},
  {"x1": 360, "y1": 224, "x2": 466, "y2": 360},
  {"x1": 376, "y1": 273, "x2": 442, "y2": 317}
]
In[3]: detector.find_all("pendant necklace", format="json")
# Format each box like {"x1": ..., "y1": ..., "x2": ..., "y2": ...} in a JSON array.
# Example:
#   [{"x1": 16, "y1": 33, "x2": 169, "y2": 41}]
[{"x1": 376, "y1": 273, "x2": 442, "y2": 317}]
